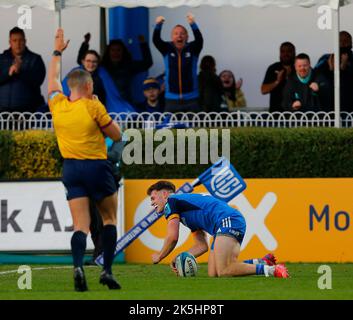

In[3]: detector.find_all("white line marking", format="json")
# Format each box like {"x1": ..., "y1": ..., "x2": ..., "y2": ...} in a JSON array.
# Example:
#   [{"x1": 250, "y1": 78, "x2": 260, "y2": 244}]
[{"x1": 0, "y1": 265, "x2": 96, "y2": 276}]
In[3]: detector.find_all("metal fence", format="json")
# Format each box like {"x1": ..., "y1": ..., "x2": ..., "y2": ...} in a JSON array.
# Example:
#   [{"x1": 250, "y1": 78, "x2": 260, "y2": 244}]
[{"x1": 1, "y1": 111, "x2": 353, "y2": 130}]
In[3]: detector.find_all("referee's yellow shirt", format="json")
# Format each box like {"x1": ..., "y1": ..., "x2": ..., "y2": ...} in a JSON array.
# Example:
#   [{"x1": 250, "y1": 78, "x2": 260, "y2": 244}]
[{"x1": 48, "y1": 92, "x2": 113, "y2": 160}]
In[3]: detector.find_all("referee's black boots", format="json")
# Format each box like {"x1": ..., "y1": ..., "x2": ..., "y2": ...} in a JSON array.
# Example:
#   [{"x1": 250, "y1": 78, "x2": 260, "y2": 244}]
[
  {"x1": 99, "y1": 270, "x2": 121, "y2": 290},
  {"x1": 74, "y1": 267, "x2": 88, "y2": 292}
]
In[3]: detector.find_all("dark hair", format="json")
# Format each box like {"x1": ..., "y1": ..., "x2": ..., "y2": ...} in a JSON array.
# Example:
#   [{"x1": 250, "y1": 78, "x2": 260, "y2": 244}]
[
  {"x1": 219, "y1": 69, "x2": 236, "y2": 102},
  {"x1": 82, "y1": 50, "x2": 100, "y2": 62},
  {"x1": 340, "y1": 31, "x2": 352, "y2": 41},
  {"x1": 147, "y1": 181, "x2": 176, "y2": 195},
  {"x1": 200, "y1": 55, "x2": 216, "y2": 72},
  {"x1": 295, "y1": 53, "x2": 310, "y2": 63},
  {"x1": 280, "y1": 41, "x2": 295, "y2": 51},
  {"x1": 9, "y1": 26, "x2": 25, "y2": 38},
  {"x1": 101, "y1": 39, "x2": 131, "y2": 67}
]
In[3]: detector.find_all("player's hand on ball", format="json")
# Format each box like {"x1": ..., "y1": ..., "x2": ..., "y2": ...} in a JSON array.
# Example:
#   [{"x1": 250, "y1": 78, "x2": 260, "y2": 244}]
[{"x1": 152, "y1": 253, "x2": 160, "y2": 264}]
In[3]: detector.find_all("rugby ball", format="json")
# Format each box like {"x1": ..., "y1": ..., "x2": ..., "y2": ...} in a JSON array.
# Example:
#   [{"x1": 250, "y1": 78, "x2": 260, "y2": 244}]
[{"x1": 175, "y1": 252, "x2": 197, "y2": 277}]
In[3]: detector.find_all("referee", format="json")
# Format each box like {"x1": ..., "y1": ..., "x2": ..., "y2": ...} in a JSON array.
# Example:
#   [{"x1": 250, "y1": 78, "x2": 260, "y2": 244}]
[{"x1": 48, "y1": 29, "x2": 121, "y2": 291}]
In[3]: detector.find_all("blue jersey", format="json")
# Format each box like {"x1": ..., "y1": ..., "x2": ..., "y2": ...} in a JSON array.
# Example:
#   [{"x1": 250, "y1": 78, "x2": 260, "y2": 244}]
[{"x1": 163, "y1": 193, "x2": 246, "y2": 236}]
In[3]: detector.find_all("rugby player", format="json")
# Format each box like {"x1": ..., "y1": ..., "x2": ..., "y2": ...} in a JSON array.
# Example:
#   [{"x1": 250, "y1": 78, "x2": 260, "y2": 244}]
[{"x1": 148, "y1": 181, "x2": 289, "y2": 278}]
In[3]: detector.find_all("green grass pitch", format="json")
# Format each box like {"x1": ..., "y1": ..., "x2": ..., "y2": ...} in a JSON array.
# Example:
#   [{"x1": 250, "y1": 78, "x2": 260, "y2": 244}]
[{"x1": 0, "y1": 263, "x2": 353, "y2": 300}]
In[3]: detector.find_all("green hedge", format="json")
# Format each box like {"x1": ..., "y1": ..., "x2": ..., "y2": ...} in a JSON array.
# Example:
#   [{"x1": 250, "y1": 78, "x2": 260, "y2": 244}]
[
  {"x1": 0, "y1": 130, "x2": 62, "y2": 179},
  {"x1": 0, "y1": 130, "x2": 13, "y2": 179},
  {"x1": 1, "y1": 128, "x2": 353, "y2": 179}
]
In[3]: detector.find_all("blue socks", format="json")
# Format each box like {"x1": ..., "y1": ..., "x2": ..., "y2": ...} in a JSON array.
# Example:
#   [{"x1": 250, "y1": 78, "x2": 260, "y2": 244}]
[
  {"x1": 71, "y1": 231, "x2": 87, "y2": 268},
  {"x1": 102, "y1": 224, "x2": 117, "y2": 274},
  {"x1": 244, "y1": 259, "x2": 255, "y2": 264},
  {"x1": 244, "y1": 258, "x2": 264, "y2": 265},
  {"x1": 256, "y1": 264, "x2": 265, "y2": 275}
]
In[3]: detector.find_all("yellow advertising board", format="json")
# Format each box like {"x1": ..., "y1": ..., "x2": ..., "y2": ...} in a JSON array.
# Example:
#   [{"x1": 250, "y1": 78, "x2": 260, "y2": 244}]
[{"x1": 124, "y1": 178, "x2": 353, "y2": 264}]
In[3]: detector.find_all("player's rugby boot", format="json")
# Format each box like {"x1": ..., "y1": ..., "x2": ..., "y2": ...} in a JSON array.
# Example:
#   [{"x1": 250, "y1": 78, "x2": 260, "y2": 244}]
[
  {"x1": 262, "y1": 253, "x2": 277, "y2": 266},
  {"x1": 74, "y1": 267, "x2": 88, "y2": 292},
  {"x1": 100, "y1": 270, "x2": 121, "y2": 290},
  {"x1": 274, "y1": 264, "x2": 289, "y2": 278}
]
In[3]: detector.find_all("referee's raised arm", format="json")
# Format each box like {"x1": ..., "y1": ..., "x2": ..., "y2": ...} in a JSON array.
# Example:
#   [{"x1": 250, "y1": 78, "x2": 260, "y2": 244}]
[{"x1": 48, "y1": 28, "x2": 69, "y2": 95}]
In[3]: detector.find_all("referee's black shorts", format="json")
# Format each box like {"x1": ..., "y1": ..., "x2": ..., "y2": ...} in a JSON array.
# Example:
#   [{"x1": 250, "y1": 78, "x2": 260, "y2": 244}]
[{"x1": 62, "y1": 159, "x2": 117, "y2": 202}]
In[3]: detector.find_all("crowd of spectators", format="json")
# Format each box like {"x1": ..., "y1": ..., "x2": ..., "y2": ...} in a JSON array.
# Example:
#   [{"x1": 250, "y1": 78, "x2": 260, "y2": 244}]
[
  {"x1": 262, "y1": 32, "x2": 353, "y2": 113},
  {"x1": 0, "y1": 20, "x2": 352, "y2": 116}
]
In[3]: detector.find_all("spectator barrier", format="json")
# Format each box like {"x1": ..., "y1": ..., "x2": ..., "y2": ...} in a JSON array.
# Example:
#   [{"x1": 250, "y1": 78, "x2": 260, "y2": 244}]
[{"x1": 1, "y1": 111, "x2": 353, "y2": 130}]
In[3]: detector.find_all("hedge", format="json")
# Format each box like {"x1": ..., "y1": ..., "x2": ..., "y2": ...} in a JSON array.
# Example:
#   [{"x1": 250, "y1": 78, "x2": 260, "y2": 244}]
[
  {"x1": 0, "y1": 130, "x2": 62, "y2": 179},
  {"x1": 1, "y1": 128, "x2": 353, "y2": 179}
]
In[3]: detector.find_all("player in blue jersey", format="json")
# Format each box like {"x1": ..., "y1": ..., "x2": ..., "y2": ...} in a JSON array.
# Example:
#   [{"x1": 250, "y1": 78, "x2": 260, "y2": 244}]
[{"x1": 147, "y1": 181, "x2": 289, "y2": 278}]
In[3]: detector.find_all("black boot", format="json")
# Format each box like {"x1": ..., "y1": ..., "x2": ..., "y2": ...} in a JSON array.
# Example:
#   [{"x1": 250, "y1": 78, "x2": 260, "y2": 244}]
[
  {"x1": 74, "y1": 267, "x2": 88, "y2": 292},
  {"x1": 99, "y1": 270, "x2": 121, "y2": 290}
]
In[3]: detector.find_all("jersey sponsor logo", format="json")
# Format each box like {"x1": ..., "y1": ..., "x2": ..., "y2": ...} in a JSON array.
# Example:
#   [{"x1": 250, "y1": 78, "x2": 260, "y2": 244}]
[
  {"x1": 170, "y1": 53, "x2": 176, "y2": 58},
  {"x1": 185, "y1": 52, "x2": 191, "y2": 58},
  {"x1": 210, "y1": 165, "x2": 244, "y2": 200}
]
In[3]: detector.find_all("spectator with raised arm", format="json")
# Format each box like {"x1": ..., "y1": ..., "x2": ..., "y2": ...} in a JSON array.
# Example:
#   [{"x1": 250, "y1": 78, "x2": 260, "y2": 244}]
[
  {"x1": 62, "y1": 33, "x2": 136, "y2": 114},
  {"x1": 219, "y1": 69, "x2": 247, "y2": 111},
  {"x1": 261, "y1": 42, "x2": 296, "y2": 112},
  {"x1": 153, "y1": 13, "x2": 203, "y2": 113},
  {"x1": 0, "y1": 27, "x2": 45, "y2": 113},
  {"x1": 101, "y1": 36, "x2": 153, "y2": 104}
]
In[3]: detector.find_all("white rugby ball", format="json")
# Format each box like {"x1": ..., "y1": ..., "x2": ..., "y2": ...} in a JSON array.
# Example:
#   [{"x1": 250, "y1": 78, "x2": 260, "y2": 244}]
[{"x1": 175, "y1": 252, "x2": 198, "y2": 277}]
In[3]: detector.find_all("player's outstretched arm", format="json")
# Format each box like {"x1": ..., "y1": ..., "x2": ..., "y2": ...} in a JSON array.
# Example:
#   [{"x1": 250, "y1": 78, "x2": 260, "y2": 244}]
[
  {"x1": 48, "y1": 28, "x2": 69, "y2": 95},
  {"x1": 152, "y1": 218, "x2": 180, "y2": 264}
]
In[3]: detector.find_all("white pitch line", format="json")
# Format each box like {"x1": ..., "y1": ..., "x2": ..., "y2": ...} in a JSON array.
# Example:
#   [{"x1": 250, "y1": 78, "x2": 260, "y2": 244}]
[{"x1": 0, "y1": 265, "x2": 96, "y2": 276}]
